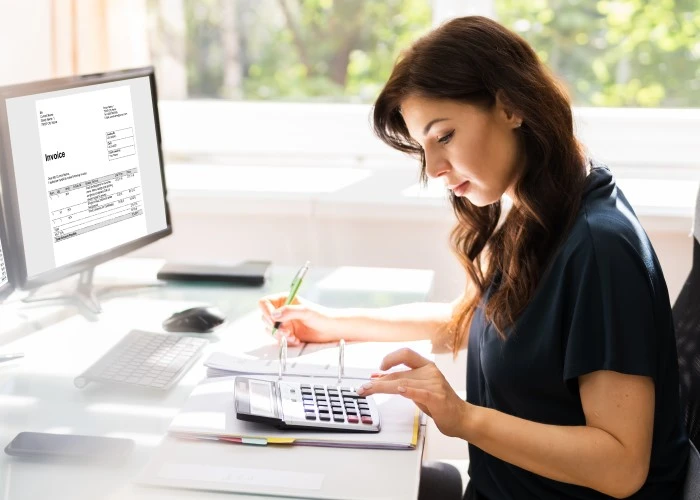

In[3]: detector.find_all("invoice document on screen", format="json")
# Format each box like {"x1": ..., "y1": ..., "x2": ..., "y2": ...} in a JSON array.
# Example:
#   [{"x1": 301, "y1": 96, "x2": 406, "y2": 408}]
[{"x1": 36, "y1": 85, "x2": 148, "y2": 267}]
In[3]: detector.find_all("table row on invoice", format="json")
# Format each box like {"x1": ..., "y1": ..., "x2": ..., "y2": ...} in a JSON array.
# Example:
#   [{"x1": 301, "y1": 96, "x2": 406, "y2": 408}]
[{"x1": 48, "y1": 167, "x2": 144, "y2": 243}]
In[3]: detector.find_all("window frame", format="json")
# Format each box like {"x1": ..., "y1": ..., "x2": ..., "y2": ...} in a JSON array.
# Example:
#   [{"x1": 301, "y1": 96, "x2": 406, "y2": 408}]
[{"x1": 159, "y1": 100, "x2": 700, "y2": 179}]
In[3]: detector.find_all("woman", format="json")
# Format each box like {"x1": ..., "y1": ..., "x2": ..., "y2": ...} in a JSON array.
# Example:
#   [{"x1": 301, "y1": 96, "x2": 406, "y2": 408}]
[{"x1": 258, "y1": 16, "x2": 688, "y2": 499}]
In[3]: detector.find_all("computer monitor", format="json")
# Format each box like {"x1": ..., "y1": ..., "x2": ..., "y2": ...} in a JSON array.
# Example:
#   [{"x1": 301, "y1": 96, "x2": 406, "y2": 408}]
[{"x1": 0, "y1": 67, "x2": 171, "y2": 313}]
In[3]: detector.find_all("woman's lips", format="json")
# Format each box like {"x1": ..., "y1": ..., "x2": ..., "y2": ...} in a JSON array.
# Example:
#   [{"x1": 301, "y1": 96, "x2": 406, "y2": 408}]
[{"x1": 452, "y1": 180, "x2": 470, "y2": 196}]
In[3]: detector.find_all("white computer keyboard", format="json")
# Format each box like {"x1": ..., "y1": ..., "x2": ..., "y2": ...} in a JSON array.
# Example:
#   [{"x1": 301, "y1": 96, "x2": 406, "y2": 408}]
[{"x1": 74, "y1": 330, "x2": 208, "y2": 390}]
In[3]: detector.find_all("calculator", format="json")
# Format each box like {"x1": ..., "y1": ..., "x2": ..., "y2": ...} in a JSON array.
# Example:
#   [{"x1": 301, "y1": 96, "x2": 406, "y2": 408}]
[{"x1": 234, "y1": 376, "x2": 381, "y2": 432}]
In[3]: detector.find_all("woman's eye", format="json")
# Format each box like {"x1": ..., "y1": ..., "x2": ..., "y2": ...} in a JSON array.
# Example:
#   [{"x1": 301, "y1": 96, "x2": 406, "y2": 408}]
[{"x1": 437, "y1": 131, "x2": 454, "y2": 144}]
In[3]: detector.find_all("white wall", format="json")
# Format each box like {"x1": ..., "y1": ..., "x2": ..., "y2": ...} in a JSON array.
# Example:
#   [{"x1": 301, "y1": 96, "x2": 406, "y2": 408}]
[{"x1": 0, "y1": 0, "x2": 52, "y2": 86}]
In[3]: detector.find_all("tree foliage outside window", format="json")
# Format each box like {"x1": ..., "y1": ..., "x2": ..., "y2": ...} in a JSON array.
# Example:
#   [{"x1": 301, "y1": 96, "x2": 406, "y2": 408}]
[
  {"x1": 151, "y1": 0, "x2": 431, "y2": 101},
  {"x1": 148, "y1": 0, "x2": 700, "y2": 107},
  {"x1": 496, "y1": 0, "x2": 700, "y2": 107}
]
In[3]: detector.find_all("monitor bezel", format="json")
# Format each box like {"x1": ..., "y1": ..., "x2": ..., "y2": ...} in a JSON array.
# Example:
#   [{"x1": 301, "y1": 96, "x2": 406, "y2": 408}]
[
  {"x1": 0, "y1": 197, "x2": 13, "y2": 301},
  {"x1": 0, "y1": 66, "x2": 172, "y2": 290}
]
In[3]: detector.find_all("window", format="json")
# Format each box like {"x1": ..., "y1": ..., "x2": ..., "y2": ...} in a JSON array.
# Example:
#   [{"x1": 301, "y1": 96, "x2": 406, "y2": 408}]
[
  {"x1": 147, "y1": 0, "x2": 432, "y2": 101},
  {"x1": 495, "y1": 0, "x2": 700, "y2": 108}
]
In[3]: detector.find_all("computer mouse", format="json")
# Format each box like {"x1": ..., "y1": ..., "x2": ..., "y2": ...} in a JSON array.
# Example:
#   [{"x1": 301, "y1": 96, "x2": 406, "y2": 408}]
[{"x1": 162, "y1": 306, "x2": 226, "y2": 333}]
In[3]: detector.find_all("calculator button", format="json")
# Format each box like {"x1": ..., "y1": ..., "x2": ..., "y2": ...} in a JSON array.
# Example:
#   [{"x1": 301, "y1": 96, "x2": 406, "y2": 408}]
[
  {"x1": 343, "y1": 398, "x2": 354, "y2": 404},
  {"x1": 301, "y1": 384, "x2": 311, "y2": 390},
  {"x1": 314, "y1": 385, "x2": 324, "y2": 391},
  {"x1": 319, "y1": 414, "x2": 331, "y2": 421},
  {"x1": 361, "y1": 416, "x2": 373, "y2": 424},
  {"x1": 305, "y1": 412, "x2": 317, "y2": 420},
  {"x1": 333, "y1": 416, "x2": 345, "y2": 422},
  {"x1": 346, "y1": 409, "x2": 357, "y2": 416},
  {"x1": 332, "y1": 410, "x2": 344, "y2": 416},
  {"x1": 347, "y1": 415, "x2": 359, "y2": 423},
  {"x1": 360, "y1": 410, "x2": 371, "y2": 417}
]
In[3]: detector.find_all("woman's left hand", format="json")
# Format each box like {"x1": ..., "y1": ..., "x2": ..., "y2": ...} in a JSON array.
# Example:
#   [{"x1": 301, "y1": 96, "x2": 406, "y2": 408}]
[{"x1": 356, "y1": 348, "x2": 468, "y2": 438}]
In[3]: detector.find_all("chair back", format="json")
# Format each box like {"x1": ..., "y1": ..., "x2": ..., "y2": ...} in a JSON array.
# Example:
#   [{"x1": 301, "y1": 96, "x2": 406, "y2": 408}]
[
  {"x1": 673, "y1": 188, "x2": 700, "y2": 449},
  {"x1": 684, "y1": 442, "x2": 700, "y2": 500},
  {"x1": 674, "y1": 188, "x2": 700, "y2": 499}
]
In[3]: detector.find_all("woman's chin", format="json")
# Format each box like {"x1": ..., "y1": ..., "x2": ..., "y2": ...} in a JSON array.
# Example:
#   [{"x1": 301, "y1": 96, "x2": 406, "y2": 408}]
[{"x1": 462, "y1": 192, "x2": 499, "y2": 207}]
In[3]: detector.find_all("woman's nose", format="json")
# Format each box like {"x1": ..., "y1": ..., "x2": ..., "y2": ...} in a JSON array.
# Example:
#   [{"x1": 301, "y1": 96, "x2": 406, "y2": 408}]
[{"x1": 424, "y1": 153, "x2": 450, "y2": 179}]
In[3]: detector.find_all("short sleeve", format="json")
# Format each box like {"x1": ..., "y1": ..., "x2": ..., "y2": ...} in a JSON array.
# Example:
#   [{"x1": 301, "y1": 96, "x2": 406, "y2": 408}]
[{"x1": 562, "y1": 223, "x2": 659, "y2": 383}]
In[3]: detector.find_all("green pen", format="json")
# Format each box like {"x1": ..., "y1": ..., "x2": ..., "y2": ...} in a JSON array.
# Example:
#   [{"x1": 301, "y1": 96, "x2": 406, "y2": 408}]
[{"x1": 271, "y1": 260, "x2": 310, "y2": 336}]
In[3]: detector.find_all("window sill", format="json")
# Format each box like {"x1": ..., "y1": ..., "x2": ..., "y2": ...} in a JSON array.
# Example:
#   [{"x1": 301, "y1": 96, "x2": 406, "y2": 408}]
[{"x1": 164, "y1": 163, "x2": 698, "y2": 232}]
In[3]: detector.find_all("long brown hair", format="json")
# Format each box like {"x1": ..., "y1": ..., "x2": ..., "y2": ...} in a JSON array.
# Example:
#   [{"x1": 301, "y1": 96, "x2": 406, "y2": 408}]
[{"x1": 373, "y1": 16, "x2": 587, "y2": 353}]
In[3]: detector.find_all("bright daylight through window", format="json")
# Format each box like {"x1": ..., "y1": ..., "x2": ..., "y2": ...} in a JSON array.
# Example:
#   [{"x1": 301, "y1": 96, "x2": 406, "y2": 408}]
[{"x1": 146, "y1": 0, "x2": 700, "y2": 108}]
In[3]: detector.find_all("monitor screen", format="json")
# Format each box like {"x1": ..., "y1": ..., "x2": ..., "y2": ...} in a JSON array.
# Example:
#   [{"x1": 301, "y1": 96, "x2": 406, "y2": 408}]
[{"x1": 0, "y1": 67, "x2": 171, "y2": 288}]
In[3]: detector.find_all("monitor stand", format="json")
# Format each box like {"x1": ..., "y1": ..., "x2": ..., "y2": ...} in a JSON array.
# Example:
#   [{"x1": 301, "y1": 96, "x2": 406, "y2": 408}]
[{"x1": 22, "y1": 267, "x2": 163, "y2": 317}]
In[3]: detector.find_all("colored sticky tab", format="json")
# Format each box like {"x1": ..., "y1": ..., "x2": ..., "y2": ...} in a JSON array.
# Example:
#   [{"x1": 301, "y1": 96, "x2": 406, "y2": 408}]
[
  {"x1": 266, "y1": 437, "x2": 296, "y2": 445},
  {"x1": 411, "y1": 410, "x2": 419, "y2": 445},
  {"x1": 241, "y1": 437, "x2": 268, "y2": 446}
]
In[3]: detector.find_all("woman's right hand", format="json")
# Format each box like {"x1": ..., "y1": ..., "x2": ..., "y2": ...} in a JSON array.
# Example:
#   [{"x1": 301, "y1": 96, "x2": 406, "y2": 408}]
[{"x1": 258, "y1": 293, "x2": 340, "y2": 346}]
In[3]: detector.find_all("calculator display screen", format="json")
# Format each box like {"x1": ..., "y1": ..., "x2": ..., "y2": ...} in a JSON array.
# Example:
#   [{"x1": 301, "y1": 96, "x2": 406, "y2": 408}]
[{"x1": 248, "y1": 379, "x2": 275, "y2": 418}]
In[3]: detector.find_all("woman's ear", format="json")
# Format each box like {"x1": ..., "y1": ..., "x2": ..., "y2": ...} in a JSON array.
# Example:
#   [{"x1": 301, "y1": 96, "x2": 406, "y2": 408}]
[{"x1": 495, "y1": 90, "x2": 523, "y2": 129}]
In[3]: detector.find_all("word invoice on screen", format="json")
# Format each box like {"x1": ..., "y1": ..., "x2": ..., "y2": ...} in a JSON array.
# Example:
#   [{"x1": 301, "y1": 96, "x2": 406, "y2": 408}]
[{"x1": 36, "y1": 85, "x2": 148, "y2": 267}]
